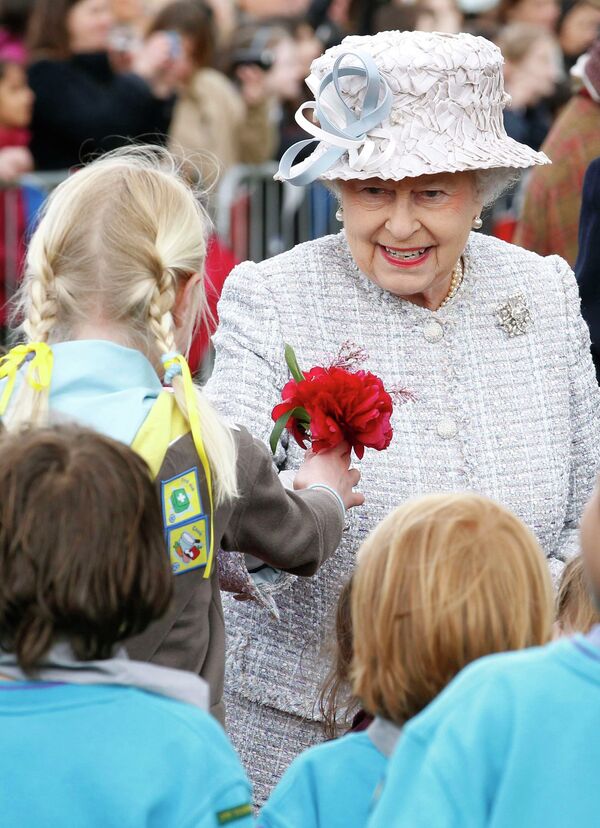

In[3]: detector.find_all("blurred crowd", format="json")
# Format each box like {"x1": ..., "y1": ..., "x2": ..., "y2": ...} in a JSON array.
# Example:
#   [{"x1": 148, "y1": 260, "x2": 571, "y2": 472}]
[
  {"x1": 1, "y1": 0, "x2": 600, "y2": 345},
  {"x1": 0, "y1": 0, "x2": 597, "y2": 182}
]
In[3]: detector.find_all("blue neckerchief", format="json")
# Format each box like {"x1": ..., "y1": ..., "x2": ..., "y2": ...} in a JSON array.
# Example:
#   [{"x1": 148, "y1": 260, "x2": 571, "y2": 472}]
[{"x1": 46, "y1": 340, "x2": 162, "y2": 446}]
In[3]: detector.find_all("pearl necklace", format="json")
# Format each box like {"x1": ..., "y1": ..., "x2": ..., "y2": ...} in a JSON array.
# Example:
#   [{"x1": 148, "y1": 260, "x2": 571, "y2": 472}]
[{"x1": 438, "y1": 257, "x2": 464, "y2": 310}]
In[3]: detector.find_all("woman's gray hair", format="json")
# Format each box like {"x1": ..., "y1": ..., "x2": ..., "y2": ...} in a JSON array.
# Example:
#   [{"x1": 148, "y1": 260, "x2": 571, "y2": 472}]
[{"x1": 475, "y1": 168, "x2": 519, "y2": 207}]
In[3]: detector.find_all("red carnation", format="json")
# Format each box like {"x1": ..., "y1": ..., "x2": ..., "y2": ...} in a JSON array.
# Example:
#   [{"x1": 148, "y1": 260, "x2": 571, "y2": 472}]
[{"x1": 270, "y1": 345, "x2": 400, "y2": 459}]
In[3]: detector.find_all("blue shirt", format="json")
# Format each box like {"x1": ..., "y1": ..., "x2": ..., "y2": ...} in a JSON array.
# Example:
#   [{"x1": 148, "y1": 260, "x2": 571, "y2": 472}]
[
  {"x1": 0, "y1": 681, "x2": 254, "y2": 827},
  {"x1": 259, "y1": 720, "x2": 399, "y2": 828},
  {"x1": 368, "y1": 638, "x2": 600, "y2": 828}
]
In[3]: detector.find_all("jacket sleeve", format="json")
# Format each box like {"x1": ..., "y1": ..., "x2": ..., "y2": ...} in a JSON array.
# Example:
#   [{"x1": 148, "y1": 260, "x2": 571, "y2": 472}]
[
  {"x1": 205, "y1": 260, "x2": 290, "y2": 466},
  {"x1": 221, "y1": 428, "x2": 344, "y2": 576},
  {"x1": 551, "y1": 256, "x2": 600, "y2": 569}
]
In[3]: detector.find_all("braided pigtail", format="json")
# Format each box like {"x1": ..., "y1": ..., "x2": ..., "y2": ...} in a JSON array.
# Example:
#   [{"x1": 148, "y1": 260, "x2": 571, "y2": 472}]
[
  {"x1": 3, "y1": 240, "x2": 59, "y2": 430},
  {"x1": 22, "y1": 241, "x2": 59, "y2": 343},
  {"x1": 147, "y1": 257, "x2": 238, "y2": 508}
]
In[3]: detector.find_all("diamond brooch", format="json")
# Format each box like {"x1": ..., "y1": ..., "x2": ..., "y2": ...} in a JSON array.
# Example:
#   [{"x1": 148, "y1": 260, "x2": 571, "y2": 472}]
[{"x1": 496, "y1": 293, "x2": 531, "y2": 337}]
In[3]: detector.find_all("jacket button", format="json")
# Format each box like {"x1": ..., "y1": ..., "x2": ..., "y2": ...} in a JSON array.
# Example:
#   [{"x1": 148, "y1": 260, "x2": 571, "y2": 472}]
[
  {"x1": 436, "y1": 416, "x2": 458, "y2": 439},
  {"x1": 423, "y1": 320, "x2": 444, "y2": 342}
]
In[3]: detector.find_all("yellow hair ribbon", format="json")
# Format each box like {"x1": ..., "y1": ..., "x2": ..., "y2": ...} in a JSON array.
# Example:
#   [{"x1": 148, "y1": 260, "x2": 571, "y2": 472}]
[
  {"x1": 162, "y1": 352, "x2": 214, "y2": 579},
  {"x1": 0, "y1": 342, "x2": 54, "y2": 417}
]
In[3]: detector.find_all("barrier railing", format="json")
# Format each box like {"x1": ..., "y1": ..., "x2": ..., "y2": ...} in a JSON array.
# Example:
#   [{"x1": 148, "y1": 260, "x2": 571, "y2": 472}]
[
  {"x1": 1, "y1": 171, "x2": 67, "y2": 347},
  {"x1": 215, "y1": 162, "x2": 342, "y2": 264}
]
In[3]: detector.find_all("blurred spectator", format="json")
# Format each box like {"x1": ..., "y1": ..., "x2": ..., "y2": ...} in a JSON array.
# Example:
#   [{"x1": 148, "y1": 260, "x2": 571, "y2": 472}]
[
  {"x1": 0, "y1": 53, "x2": 34, "y2": 343},
  {"x1": 149, "y1": 0, "x2": 276, "y2": 186},
  {"x1": 514, "y1": 36, "x2": 600, "y2": 264},
  {"x1": 420, "y1": 0, "x2": 463, "y2": 32},
  {"x1": 575, "y1": 156, "x2": 600, "y2": 381},
  {"x1": 496, "y1": 0, "x2": 560, "y2": 31},
  {"x1": 496, "y1": 23, "x2": 562, "y2": 150},
  {"x1": 230, "y1": 21, "x2": 304, "y2": 159},
  {"x1": 202, "y1": 0, "x2": 236, "y2": 48},
  {"x1": 558, "y1": 0, "x2": 600, "y2": 71},
  {"x1": 372, "y1": 3, "x2": 436, "y2": 33},
  {"x1": 107, "y1": 0, "x2": 145, "y2": 65},
  {"x1": 237, "y1": 0, "x2": 311, "y2": 19},
  {"x1": 0, "y1": 0, "x2": 34, "y2": 61},
  {"x1": 26, "y1": 0, "x2": 180, "y2": 170}
]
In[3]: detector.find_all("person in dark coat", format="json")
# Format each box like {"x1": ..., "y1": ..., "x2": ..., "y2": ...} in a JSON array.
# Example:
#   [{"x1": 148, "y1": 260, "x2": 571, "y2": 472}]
[
  {"x1": 26, "y1": 0, "x2": 179, "y2": 170},
  {"x1": 575, "y1": 156, "x2": 600, "y2": 383}
]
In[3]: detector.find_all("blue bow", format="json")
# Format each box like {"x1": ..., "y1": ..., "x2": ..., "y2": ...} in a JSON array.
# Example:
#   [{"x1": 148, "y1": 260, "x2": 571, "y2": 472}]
[{"x1": 278, "y1": 49, "x2": 393, "y2": 186}]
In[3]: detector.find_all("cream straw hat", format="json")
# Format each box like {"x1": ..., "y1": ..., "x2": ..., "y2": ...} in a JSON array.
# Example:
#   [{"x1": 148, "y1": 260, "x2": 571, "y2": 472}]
[{"x1": 276, "y1": 30, "x2": 550, "y2": 186}]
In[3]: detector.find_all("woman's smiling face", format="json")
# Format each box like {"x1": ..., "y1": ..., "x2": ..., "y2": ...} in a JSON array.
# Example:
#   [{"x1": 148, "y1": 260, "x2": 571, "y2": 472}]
[{"x1": 339, "y1": 171, "x2": 482, "y2": 309}]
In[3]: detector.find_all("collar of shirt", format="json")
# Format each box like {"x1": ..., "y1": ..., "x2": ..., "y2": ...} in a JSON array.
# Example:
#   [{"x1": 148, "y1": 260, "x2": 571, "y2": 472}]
[{"x1": 49, "y1": 339, "x2": 163, "y2": 446}]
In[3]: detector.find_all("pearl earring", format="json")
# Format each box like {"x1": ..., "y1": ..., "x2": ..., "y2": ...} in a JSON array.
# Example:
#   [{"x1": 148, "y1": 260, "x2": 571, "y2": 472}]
[
  {"x1": 472, "y1": 216, "x2": 483, "y2": 230},
  {"x1": 336, "y1": 207, "x2": 343, "y2": 222}
]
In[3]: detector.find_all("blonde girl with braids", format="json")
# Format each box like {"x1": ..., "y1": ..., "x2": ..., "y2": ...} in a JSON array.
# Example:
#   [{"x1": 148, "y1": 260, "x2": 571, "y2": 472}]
[{"x1": 0, "y1": 146, "x2": 363, "y2": 723}]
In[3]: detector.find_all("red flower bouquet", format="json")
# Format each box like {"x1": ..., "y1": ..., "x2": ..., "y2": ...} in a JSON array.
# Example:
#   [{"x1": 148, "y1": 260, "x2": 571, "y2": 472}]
[{"x1": 270, "y1": 342, "x2": 413, "y2": 459}]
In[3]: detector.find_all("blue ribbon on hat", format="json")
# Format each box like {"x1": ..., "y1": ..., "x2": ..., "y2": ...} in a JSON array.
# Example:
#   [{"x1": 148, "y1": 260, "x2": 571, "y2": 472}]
[{"x1": 277, "y1": 49, "x2": 393, "y2": 186}]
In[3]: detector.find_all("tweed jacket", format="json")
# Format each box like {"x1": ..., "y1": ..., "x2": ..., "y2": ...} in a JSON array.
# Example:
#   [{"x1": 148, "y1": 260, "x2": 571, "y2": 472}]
[{"x1": 206, "y1": 230, "x2": 600, "y2": 719}]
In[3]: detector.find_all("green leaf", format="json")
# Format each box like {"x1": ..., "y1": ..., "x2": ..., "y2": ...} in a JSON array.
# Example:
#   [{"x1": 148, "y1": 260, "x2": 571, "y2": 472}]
[
  {"x1": 270, "y1": 406, "x2": 310, "y2": 454},
  {"x1": 284, "y1": 343, "x2": 305, "y2": 383}
]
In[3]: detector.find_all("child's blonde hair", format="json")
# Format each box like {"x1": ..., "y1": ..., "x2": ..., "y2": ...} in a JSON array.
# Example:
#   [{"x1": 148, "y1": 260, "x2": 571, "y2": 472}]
[
  {"x1": 352, "y1": 492, "x2": 554, "y2": 725},
  {"x1": 6, "y1": 146, "x2": 237, "y2": 503},
  {"x1": 556, "y1": 555, "x2": 600, "y2": 635}
]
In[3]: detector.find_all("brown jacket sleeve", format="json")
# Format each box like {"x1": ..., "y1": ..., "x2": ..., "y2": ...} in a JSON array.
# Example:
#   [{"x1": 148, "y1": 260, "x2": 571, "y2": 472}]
[{"x1": 221, "y1": 427, "x2": 344, "y2": 575}]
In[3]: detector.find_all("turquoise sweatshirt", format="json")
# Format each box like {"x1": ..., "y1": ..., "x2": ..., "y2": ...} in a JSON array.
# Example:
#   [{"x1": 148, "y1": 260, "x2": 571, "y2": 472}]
[{"x1": 369, "y1": 637, "x2": 600, "y2": 828}]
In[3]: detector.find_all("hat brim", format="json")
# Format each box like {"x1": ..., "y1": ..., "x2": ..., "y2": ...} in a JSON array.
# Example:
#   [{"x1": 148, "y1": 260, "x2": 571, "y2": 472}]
[{"x1": 274, "y1": 134, "x2": 549, "y2": 184}]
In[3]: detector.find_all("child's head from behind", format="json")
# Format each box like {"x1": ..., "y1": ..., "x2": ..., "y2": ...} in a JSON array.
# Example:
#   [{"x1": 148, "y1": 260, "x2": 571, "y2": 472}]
[
  {"x1": 352, "y1": 492, "x2": 554, "y2": 725},
  {"x1": 0, "y1": 60, "x2": 33, "y2": 128},
  {"x1": 0, "y1": 424, "x2": 172, "y2": 671},
  {"x1": 7, "y1": 146, "x2": 238, "y2": 507},
  {"x1": 17, "y1": 146, "x2": 209, "y2": 355},
  {"x1": 556, "y1": 554, "x2": 600, "y2": 635}
]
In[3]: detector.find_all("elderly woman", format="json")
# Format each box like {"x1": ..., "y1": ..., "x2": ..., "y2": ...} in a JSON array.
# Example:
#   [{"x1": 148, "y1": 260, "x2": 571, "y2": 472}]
[{"x1": 206, "y1": 30, "x2": 600, "y2": 802}]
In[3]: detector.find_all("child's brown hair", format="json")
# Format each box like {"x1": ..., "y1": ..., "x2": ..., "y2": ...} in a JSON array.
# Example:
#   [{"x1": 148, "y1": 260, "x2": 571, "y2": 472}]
[
  {"x1": 556, "y1": 555, "x2": 600, "y2": 635},
  {"x1": 0, "y1": 424, "x2": 172, "y2": 671},
  {"x1": 351, "y1": 492, "x2": 554, "y2": 725},
  {"x1": 318, "y1": 575, "x2": 359, "y2": 738}
]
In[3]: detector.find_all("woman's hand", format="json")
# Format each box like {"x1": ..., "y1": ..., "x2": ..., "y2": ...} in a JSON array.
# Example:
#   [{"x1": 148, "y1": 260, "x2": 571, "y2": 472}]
[
  {"x1": 132, "y1": 32, "x2": 180, "y2": 98},
  {"x1": 293, "y1": 442, "x2": 364, "y2": 511}
]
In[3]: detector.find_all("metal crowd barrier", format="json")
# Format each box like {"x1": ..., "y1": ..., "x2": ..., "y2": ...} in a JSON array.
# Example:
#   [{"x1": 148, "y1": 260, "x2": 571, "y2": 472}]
[
  {"x1": 215, "y1": 162, "x2": 342, "y2": 264},
  {"x1": 1, "y1": 171, "x2": 67, "y2": 348}
]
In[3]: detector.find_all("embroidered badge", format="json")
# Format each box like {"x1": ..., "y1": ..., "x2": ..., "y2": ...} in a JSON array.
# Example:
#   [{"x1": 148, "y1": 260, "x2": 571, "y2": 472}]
[
  {"x1": 496, "y1": 293, "x2": 532, "y2": 337},
  {"x1": 166, "y1": 517, "x2": 208, "y2": 575},
  {"x1": 161, "y1": 467, "x2": 203, "y2": 526},
  {"x1": 161, "y1": 468, "x2": 207, "y2": 575},
  {"x1": 216, "y1": 803, "x2": 253, "y2": 825}
]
